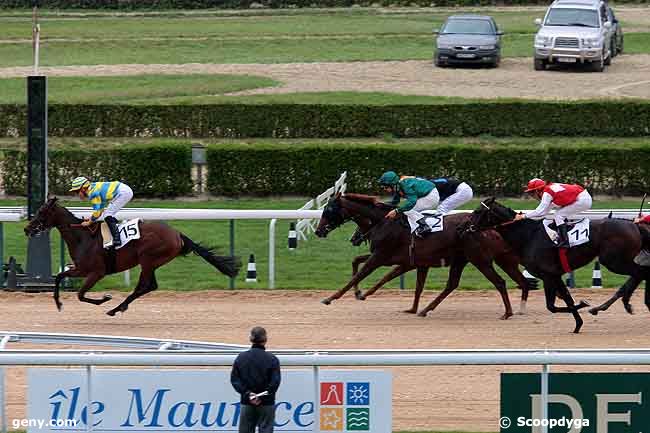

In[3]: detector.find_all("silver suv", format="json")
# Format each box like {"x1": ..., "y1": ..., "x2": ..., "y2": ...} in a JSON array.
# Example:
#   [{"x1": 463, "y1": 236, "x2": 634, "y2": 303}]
[{"x1": 534, "y1": 0, "x2": 613, "y2": 72}]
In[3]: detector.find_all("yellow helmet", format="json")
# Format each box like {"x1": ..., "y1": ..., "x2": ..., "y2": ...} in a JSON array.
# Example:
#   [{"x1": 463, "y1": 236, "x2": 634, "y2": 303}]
[{"x1": 69, "y1": 176, "x2": 90, "y2": 191}]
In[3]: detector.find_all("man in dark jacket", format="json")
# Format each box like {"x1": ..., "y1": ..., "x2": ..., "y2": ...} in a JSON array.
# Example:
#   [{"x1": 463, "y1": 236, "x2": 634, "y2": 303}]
[{"x1": 231, "y1": 326, "x2": 281, "y2": 433}]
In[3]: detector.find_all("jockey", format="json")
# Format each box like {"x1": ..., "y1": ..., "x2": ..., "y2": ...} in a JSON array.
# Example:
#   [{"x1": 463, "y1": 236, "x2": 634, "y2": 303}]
[
  {"x1": 429, "y1": 177, "x2": 473, "y2": 214},
  {"x1": 69, "y1": 176, "x2": 134, "y2": 248},
  {"x1": 514, "y1": 178, "x2": 592, "y2": 248},
  {"x1": 378, "y1": 171, "x2": 439, "y2": 237}
]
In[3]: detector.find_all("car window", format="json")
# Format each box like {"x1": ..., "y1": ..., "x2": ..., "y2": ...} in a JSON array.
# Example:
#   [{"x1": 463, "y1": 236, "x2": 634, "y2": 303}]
[
  {"x1": 545, "y1": 8, "x2": 599, "y2": 27},
  {"x1": 441, "y1": 19, "x2": 495, "y2": 34}
]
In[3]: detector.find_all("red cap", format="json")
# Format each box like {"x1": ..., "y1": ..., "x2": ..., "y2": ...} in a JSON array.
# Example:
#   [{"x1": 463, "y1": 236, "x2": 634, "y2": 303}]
[{"x1": 524, "y1": 178, "x2": 546, "y2": 192}]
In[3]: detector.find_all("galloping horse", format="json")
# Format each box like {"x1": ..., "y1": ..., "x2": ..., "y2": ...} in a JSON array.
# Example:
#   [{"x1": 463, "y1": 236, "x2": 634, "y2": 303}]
[
  {"x1": 24, "y1": 197, "x2": 241, "y2": 315},
  {"x1": 315, "y1": 194, "x2": 530, "y2": 319},
  {"x1": 467, "y1": 198, "x2": 650, "y2": 333}
]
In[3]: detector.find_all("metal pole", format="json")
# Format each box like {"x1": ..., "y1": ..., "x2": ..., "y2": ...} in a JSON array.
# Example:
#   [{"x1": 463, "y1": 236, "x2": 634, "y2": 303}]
[
  {"x1": 269, "y1": 219, "x2": 277, "y2": 289},
  {"x1": 541, "y1": 363, "x2": 550, "y2": 433},
  {"x1": 86, "y1": 365, "x2": 93, "y2": 432},
  {"x1": 313, "y1": 365, "x2": 320, "y2": 433},
  {"x1": 0, "y1": 222, "x2": 4, "y2": 288},
  {"x1": 229, "y1": 219, "x2": 235, "y2": 289},
  {"x1": 0, "y1": 335, "x2": 7, "y2": 433}
]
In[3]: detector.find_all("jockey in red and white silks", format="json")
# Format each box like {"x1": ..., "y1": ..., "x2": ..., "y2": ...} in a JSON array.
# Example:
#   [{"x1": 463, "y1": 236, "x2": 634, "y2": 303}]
[{"x1": 515, "y1": 178, "x2": 592, "y2": 247}]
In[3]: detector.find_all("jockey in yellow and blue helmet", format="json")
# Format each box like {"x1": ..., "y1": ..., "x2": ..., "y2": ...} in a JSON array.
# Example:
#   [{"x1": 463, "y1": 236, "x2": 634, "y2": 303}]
[{"x1": 69, "y1": 176, "x2": 134, "y2": 248}]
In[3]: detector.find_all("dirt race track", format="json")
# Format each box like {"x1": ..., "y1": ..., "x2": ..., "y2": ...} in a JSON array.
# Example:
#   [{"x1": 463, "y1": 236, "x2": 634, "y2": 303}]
[
  {"x1": 3, "y1": 55, "x2": 650, "y2": 100},
  {"x1": 2, "y1": 288, "x2": 650, "y2": 431}
]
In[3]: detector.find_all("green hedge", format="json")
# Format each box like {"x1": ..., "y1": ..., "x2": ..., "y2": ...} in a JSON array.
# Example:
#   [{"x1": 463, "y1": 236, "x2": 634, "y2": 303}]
[
  {"x1": 1, "y1": 0, "x2": 647, "y2": 8},
  {"x1": 2, "y1": 103, "x2": 650, "y2": 138},
  {"x1": 206, "y1": 143, "x2": 650, "y2": 196},
  {"x1": 1, "y1": 144, "x2": 193, "y2": 197}
]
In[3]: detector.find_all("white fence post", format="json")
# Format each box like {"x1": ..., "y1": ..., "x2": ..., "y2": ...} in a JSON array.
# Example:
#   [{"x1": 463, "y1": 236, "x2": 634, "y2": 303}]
[
  {"x1": 0, "y1": 335, "x2": 9, "y2": 433},
  {"x1": 269, "y1": 219, "x2": 277, "y2": 289},
  {"x1": 86, "y1": 364, "x2": 94, "y2": 432},
  {"x1": 541, "y1": 363, "x2": 550, "y2": 433},
  {"x1": 314, "y1": 364, "x2": 320, "y2": 433}
]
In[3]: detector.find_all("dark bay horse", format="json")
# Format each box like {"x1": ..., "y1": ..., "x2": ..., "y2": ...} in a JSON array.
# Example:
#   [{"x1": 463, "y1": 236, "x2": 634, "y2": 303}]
[
  {"x1": 24, "y1": 197, "x2": 241, "y2": 316},
  {"x1": 315, "y1": 194, "x2": 530, "y2": 319},
  {"x1": 467, "y1": 198, "x2": 650, "y2": 333}
]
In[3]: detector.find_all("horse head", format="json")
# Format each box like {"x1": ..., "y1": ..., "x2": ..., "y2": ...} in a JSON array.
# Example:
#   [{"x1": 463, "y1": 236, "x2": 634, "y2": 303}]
[
  {"x1": 315, "y1": 193, "x2": 390, "y2": 238},
  {"x1": 316, "y1": 193, "x2": 349, "y2": 238},
  {"x1": 24, "y1": 196, "x2": 61, "y2": 237},
  {"x1": 469, "y1": 197, "x2": 517, "y2": 230}
]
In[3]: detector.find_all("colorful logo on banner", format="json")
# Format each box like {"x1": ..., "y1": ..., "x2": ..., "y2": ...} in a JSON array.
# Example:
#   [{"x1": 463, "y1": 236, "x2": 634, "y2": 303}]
[{"x1": 320, "y1": 382, "x2": 370, "y2": 431}]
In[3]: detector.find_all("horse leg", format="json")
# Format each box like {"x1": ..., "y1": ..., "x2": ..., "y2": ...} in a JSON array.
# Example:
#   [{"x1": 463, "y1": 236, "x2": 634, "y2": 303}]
[
  {"x1": 406, "y1": 267, "x2": 429, "y2": 314},
  {"x1": 480, "y1": 263, "x2": 514, "y2": 320},
  {"x1": 352, "y1": 254, "x2": 370, "y2": 299},
  {"x1": 589, "y1": 276, "x2": 640, "y2": 316},
  {"x1": 622, "y1": 276, "x2": 642, "y2": 314},
  {"x1": 53, "y1": 267, "x2": 85, "y2": 312},
  {"x1": 77, "y1": 272, "x2": 112, "y2": 306},
  {"x1": 322, "y1": 255, "x2": 383, "y2": 305},
  {"x1": 359, "y1": 265, "x2": 412, "y2": 300},
  {"x1": 542, "y1": 276, "x2": 588, "y2": 334},
  {"x1": 107, "y1": 268, "x2": 158, "y2": 316},
  {"x1": 418, "y1": 257, "x2": 467, "y2": 317},
  {"x1": 495, "y1": 254, "x2": 529, "y2": 315},
  {"x1": 645, "y1": 280, "x2": 650, "y2": 312}
]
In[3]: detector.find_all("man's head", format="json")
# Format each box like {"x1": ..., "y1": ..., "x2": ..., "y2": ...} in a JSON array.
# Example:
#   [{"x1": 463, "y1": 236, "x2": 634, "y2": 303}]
[
  {"x1": 249, "y1": 326, "x2": 267, "y2": 345},
  {"x1": 378, "y1": 171, "x2": 399, "y2": 194},
  {"x1": 524, "y1": 178, "x2": 546, "y2": 200},
  {"x1": 69, "y1": 176, "x2": 90, "y2": 199}
]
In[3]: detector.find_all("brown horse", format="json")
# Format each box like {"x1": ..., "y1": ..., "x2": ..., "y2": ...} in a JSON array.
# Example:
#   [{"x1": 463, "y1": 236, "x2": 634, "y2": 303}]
[
  {"x1": 315, "y1": 194, "x2": 530, "y2": 319},
  {"x1": 24, "y1": 197, "x2": 241, "y2": 316}
]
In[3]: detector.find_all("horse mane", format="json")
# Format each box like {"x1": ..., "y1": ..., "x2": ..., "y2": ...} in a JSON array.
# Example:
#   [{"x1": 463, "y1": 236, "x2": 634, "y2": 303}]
[
  {"x1": 343, "y1": 193, "x2": 396, "y2": 211},
  {"x1": 50, "y1": 197, "x2": 82, "y2": 223},
  {"x1": 343, "y1": 193, "x2": 380, "y2": 204}
]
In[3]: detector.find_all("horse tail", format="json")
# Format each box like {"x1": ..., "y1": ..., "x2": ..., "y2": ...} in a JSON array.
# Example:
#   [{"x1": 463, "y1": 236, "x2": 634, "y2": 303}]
[{"x1": 180, "y1": 234, "x2": 241, "y2": 278}]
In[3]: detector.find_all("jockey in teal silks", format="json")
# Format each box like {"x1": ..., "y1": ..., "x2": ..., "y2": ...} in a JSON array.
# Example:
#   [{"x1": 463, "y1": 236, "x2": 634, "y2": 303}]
[
  {"x1": 69, "y1": 176, "x2": 134, "y2": 248},
  {"x1": 378, "y1": 171, "x2": 438, "y2": 238}
]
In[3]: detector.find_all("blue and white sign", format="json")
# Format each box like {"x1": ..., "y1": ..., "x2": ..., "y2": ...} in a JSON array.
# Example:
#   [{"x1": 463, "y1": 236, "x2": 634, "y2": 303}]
[{"x1": 27, "y1": 369, "x2": 391, "y2": 433}]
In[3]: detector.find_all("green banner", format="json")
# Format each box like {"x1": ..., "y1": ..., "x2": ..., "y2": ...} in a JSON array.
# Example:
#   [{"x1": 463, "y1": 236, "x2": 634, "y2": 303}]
[{"x1": 501, "y1": 373, "x2": 650, "y2": 433}]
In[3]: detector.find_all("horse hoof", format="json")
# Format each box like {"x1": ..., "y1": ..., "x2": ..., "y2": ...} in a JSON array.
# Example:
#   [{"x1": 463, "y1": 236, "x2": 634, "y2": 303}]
[
  {"x1": 104, "y1": 294, "x2": 112, "y2": 301},
  {"x1": 588, "y1": 308, "x2": 599, "y2": 316},
  {"x1": 56, "y1": 304, "x2": 63, "y2": 312},
  {"x1": 321, "y1": 299, "x2": 331, "y2": 305},
  {"x1": 624, "y1": 303, "x2": 634, "y2": 315},
  {"x1": 500, "y1": 313, "x2": 513, "y2": 320},
  {"x1": 107, "y1": 310, "x2": 117, "y2": 317},
  {"x1": 403, "y1": 309, "x2": 416, "y2": 314},
  {"x1": 417, "y1": 311, "x2": 428, "y2": 317}
]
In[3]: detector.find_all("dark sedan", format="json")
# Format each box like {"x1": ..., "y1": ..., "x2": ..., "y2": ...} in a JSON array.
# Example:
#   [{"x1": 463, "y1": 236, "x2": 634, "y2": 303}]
[{"x1": 434, "y1": 15, "x2": 503, "y2": 68}]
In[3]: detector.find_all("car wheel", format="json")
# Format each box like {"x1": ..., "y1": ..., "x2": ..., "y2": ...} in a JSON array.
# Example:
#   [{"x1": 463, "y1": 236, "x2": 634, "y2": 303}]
[
  {"x1": 434, "y1": 57, "x2": 445, "y2": 68},
  {"x1": 534, "y1": 58, "x2": 546, "y2": 71},
  {"x1": 591, "y1": 53, "x2": 605, "y2": 72},
  {"x1": 618, "y1": 36, "x2": 624, "y2": 54},
  {"x1": 611, "y1": 38, "x2": 617, "y2": 57},
  {"x1": 604, "y1": 49, "x2": 612, "y2": 66}
]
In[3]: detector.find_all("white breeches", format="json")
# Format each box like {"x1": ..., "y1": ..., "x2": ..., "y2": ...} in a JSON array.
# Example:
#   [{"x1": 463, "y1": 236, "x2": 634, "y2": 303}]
[
  {"x1": 403, "y1": 188, "x2": 440, "y2": 232},
  {"x1": 554, "y1": 190, "x2": 592, "y2": 226},
  {"x1": 436, "y1": 182, "x2": 473, "y2": 214},
  {"x1": 100, "y1": 184, "x2": 134, "y2": 221}
]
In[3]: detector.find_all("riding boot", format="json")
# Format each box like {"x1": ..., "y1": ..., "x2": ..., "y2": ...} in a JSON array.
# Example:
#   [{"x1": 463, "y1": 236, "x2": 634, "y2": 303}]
[
  {"x1": 557, "y1": 224, "x2": 569, "y2": 248},
  {"x1": 414, "y1": 217, "x2": 431, "y2": 238},
  {"x1": 105, "y1": 216, "x2": 122, "y2": 248}
]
